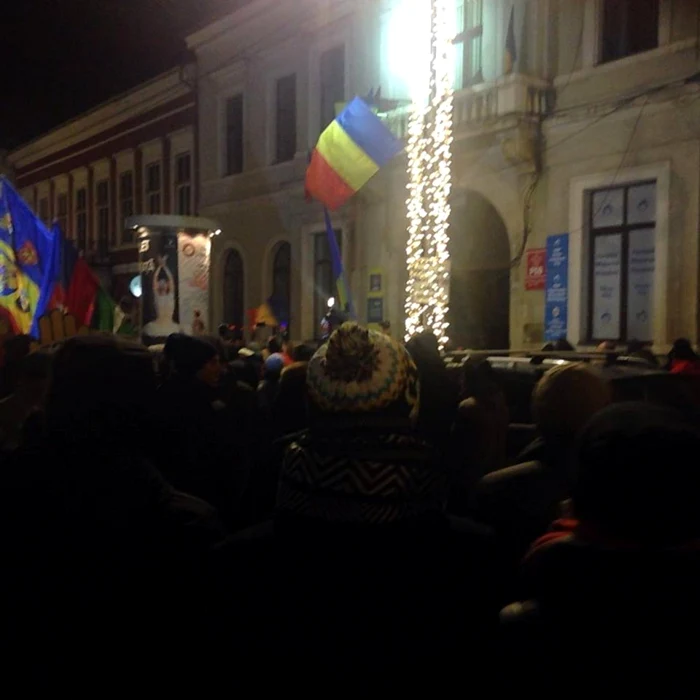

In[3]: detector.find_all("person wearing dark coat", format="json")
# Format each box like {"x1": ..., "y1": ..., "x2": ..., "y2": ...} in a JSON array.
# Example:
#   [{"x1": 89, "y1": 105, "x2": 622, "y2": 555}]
[
  {"x1": 154, "y1": 334, "x2": 249, "y2": 527},
  {"x1": 211, "y1": 323, "x2": 503, "y2": 681},
  {"x1": 257, "y1": 352, "x2": 284, "y2": 419},
  {"x1": 667, "y1": 337, "x2": 700, "y2": 375},
  {"x1": 501, "y1": 403, "x2": 700, "y2": 693},
  {"x1": 1, "y1": 336, "x2": 226, "y2": 688},
  {"x1": 405, "y1": 331, "x2": 459, "y2": 445},
  {"x1": 473, "y1": 362, "x2": 611, "y2": 564}
]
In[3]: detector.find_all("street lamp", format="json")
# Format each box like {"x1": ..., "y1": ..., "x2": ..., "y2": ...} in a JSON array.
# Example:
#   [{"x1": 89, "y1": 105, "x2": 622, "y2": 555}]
[{"x1": 404, "y1": 0, "x2": 454, "y2": 348}]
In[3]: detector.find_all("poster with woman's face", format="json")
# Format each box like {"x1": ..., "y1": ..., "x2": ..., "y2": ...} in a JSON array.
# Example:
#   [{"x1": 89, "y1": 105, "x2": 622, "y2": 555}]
[{"x1": 139, "y1": 232, "x2": 181, "y2": 346}]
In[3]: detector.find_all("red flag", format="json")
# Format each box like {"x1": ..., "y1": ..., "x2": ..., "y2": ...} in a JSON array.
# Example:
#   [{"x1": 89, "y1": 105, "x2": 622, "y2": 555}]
[{"x1": 64, "y1": 258, "x2": 99, "y2": 326}]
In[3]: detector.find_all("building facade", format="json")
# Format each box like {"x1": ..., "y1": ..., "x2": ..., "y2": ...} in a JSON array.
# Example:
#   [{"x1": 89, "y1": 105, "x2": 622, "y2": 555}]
[
  {"x1": 6, "y1": 68, "x2": 197, "y2": 307},
  {"x1": 188, "y1": 0, "x2": 700, "y2": 350}
]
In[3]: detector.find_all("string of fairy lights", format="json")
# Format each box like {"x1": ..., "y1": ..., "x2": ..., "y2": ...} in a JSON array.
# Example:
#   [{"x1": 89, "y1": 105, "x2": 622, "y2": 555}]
[{"x1": 404, "y1": 0, "x2": 454, "y2": 347}]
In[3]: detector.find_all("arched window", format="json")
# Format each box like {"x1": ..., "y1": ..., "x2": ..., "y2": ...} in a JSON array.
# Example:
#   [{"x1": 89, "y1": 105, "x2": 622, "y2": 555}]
[
  {"x1": 223, "y1": 249, "x2": 244, "y2": 330},
  {"x1": 271, "y1": 242, "x2": 291, "y2": 332}
]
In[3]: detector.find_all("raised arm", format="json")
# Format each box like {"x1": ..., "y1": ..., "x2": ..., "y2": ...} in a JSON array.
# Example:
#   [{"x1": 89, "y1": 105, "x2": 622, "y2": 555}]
[
  {"x1": 162, "y1": 255, "x2": 174, "y2": 285},
  {"x1": 152, "y1": 263, "x2": 162, "y2": 295}
]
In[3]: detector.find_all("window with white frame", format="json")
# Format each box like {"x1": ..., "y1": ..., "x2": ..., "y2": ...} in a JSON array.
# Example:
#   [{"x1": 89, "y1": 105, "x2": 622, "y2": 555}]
[
  {"x1": 275, "y1": 74, "x2": 297, "y2": 163},
  {"x1": 453, "y1": 0, "x2": 483, "y2": 88},
  {"x1": 587, "y1": 181, "x2": 656, "y2": 343},
  {"x1": 75, "y1": 187, "x2": 87, "y2": 251},
  {"x1": 175, "y1": 153, "x2": 192, "y2": 216},
  {"x1": 96, "y1": 180, "x2": 110, "y2": 257},
  {"x1": 146, "y1": 162, "x2": 161, "y2": 215},
  {"x1": 601, "y1": 0, "x2": 659, "y2": 64},
  {"x1": 56, "y1": 193, "x2": 68, "y2": 235},
  {"x1": 319, "y1": 45, "x2": 345, "y2": 131},
  {"x1": 120, "y1": 171, "x2": 134, "y2": 243}
]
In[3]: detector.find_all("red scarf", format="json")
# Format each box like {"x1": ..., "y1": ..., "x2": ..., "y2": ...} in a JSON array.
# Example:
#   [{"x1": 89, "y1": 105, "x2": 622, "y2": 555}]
[
  {"x1": 670, "y1": 359, "x2": 700, "y2": 375},
  {"x1": 526, "y1": 518, "x2": 700, "y2": 562}
]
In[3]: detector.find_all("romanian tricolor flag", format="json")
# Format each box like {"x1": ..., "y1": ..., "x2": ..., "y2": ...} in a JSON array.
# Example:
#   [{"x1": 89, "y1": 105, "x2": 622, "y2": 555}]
[
  {"x1": 254, "y1": 300, "x2": 279, "y2": 328},
  {"x1": 253, "y1": 295, "x2": 289, "y2": 329},
  {"x1": 305, "y1": 96, "x2": 404, "y2": 211}
]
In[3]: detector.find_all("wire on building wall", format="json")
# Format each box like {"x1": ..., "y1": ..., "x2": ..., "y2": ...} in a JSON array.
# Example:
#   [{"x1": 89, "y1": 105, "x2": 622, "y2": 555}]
[
  {"x1": 564, "y1": 94, "x2": 650, "y2": 240},
  {"x1": 510, "y1": 174, "x2": 539, "y2": 269}
]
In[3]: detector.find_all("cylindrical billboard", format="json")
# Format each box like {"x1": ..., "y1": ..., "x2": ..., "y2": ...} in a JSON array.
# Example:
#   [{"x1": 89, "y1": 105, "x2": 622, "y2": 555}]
[{"x1": 138, "y1": 229, "x2": 211, "y2": 346}]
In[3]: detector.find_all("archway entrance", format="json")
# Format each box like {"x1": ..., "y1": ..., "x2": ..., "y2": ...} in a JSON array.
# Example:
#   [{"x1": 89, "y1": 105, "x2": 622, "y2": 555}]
[{"x1": 448, "y1": 191, "x2": 510, "y2": 349}]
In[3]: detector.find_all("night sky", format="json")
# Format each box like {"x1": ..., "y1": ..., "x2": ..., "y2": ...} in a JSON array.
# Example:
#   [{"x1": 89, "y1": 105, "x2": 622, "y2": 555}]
[{"x1": 3, "y1": 0, "x2": 248, "y2": 149}]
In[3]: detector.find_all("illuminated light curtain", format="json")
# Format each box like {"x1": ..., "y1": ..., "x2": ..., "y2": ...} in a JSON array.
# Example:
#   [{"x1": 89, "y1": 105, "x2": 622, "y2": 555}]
[{"x1": 404, "y1": 0, "x2": 454, "y2": 347}]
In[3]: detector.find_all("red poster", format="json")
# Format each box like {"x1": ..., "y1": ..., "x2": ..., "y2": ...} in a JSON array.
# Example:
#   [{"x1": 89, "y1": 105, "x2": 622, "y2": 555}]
[{"x1": 525, "y1": 248, "x2": 546, "y2": 291}]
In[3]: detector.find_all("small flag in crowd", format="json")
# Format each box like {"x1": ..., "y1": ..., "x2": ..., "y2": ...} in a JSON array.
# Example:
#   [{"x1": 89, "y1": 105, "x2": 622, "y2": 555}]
[
  {"x1": 50, "y1": 223, "x2": 98, "y2": 326},
  {"x1": 505, "y1": 4, "x2": 517, "y2": 75},
  {"x1": 254, "y1": 295, "x2": 288, "y2": 328},
  {"x1": 50, "y1": 222, "x2": 124, "y2": 333},
  {"x1": 305, "y1": 96, "x2": 403, "y2": 211}
]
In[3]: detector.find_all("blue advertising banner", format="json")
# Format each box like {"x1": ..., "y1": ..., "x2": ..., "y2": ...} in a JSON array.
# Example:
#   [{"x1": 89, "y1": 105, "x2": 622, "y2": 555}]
[{"x1": 544, "y1": 234, "x2": 569, "y2": 342}]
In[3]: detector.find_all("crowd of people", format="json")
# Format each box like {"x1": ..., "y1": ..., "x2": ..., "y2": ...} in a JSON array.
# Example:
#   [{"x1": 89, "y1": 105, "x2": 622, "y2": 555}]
[{"x1": 2, "y1": 324, "x2": 700, "y2": 690}]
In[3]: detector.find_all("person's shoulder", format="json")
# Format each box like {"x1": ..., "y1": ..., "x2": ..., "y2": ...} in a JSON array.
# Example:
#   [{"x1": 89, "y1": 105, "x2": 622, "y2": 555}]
[
  {"x1": 479, "y1": 461, "x2": 545, "y2": 490},
  {"x1": 214, "y1": 520, "x2": 276, "y2": 567},
  {"x1": 446, "y1": 513, "x2": 495, "y2": 540},
  {"x1": 164, "y1": 490, "x2": 228, "y2": 545},
  {"x1": 456, "y1": 397, "x2": 479, "y2": 415},
  {"x1": 228, "y1": 519, "x2": 275, "y2": 544}
]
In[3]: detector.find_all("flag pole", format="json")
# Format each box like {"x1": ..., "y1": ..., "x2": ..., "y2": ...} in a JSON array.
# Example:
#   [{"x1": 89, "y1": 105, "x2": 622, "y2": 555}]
[{"x1": 323, "y1": 206, "x2": 355, "y2": 320}]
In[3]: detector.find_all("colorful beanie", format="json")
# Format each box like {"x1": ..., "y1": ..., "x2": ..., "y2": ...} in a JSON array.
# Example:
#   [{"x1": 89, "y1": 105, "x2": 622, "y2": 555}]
[{"x1": 306, "y1": 322, "x2": 420, "y2": 422}]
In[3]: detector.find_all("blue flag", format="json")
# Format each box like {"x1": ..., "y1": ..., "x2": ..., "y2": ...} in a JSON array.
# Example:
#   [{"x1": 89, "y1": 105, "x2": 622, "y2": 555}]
[{"x1": 0, "y1": 177, "x2": 60, "y2": 336}]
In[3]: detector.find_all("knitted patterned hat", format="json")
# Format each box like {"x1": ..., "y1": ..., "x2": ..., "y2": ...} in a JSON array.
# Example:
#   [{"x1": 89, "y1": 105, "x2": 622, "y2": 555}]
[{"x1": 306, "y1": 322, "x2": 420, "y2": 422}]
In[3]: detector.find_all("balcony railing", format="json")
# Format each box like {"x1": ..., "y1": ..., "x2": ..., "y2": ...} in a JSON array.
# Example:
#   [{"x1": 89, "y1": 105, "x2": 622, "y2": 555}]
[{"x1": 381, "y1": 74, "x2": 552, "y2": 140}]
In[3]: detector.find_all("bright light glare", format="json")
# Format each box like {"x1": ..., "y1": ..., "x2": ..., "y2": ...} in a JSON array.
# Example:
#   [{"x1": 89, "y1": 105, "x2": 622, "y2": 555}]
[
  {"x1": 385, "y1": 0, "x2": 431, "y2": 104},
  {"x1": 383, "y1": 0, "x2": 459, "y2": 104},
  {"x1": 327, "y1": 296, "x2": 335, "y2": 309}
]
